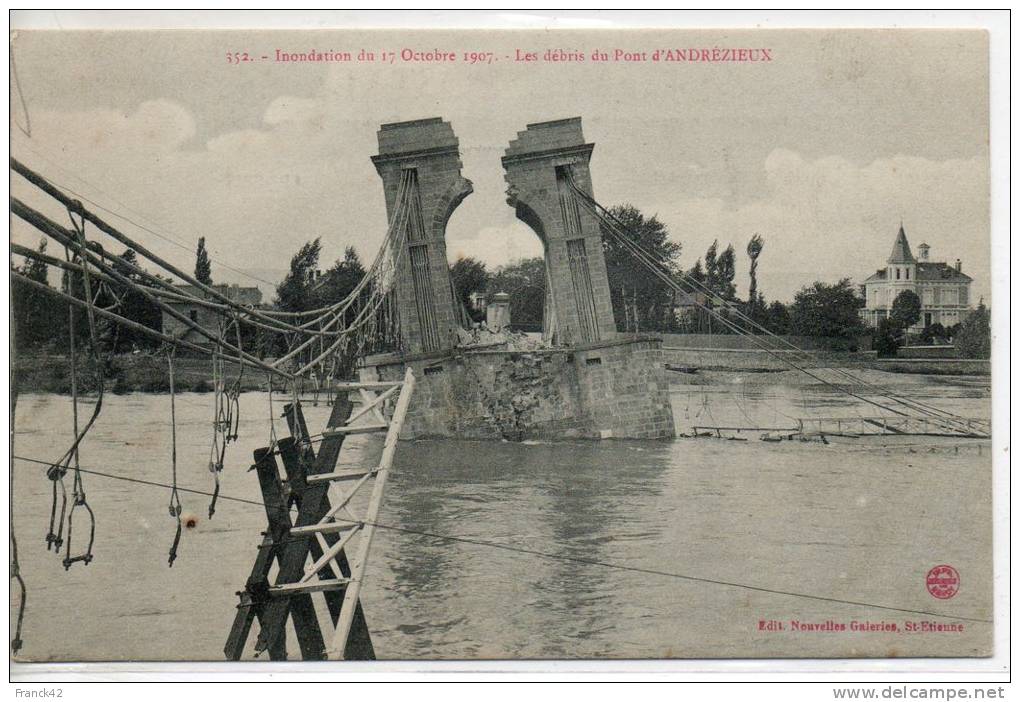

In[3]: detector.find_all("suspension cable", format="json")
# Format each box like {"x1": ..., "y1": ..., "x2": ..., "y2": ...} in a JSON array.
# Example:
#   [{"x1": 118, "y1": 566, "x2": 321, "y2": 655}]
[
  {"x1": 9, "y1": 295, "x2": 26, "y2": 654},
  {"x1": 166, "y1": 346, "x2": 183, "y2": 567},
  {"x1": 577, "y1": 183, "x2": 978, "y2": 428},
  {"x1": 568, "y1": 177, "x2": 982, "y2": 435}
]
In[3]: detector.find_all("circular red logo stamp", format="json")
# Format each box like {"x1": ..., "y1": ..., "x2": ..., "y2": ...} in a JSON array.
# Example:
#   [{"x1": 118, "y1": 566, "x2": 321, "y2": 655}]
[{"x1": 926, "y1": 564, "x2": 960, "y2": 599}]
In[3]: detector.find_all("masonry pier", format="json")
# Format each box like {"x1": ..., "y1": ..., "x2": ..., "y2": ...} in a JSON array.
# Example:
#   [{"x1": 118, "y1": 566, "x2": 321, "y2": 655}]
[{"x1": 359, "y1": 117, "x2": 675, "y2": 440}]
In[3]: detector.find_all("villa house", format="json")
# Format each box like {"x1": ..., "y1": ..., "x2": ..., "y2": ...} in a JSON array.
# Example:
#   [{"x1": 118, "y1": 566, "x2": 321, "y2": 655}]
[{"x1": 859, "y1": 225, "x2": 972, "y2": 333}]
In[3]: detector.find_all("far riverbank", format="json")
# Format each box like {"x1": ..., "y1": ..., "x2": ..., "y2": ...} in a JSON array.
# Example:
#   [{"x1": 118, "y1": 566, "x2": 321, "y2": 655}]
[{"x1": 13, "y1": 345, "x2": 990, "y2": 395}]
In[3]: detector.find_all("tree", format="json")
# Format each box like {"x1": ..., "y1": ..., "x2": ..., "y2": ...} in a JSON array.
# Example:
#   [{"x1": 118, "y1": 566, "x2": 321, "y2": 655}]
[
  {"x1": 744, "y1": 291, "x2": 770, "y2": 330},
  {"x1": 678, "y1": 259, "x2": 711, "y2": 333},
  {"x1": 746, "y1": 233, "x2": 764, "y2": 307},
  {"x1": 194, "y1": 236, "x2": 212, "y2": 286},
  {"x1": 12, "y1": 238, "x2": 62, "y2": 349},
  {"x1": 303, "y1": 245, "x2": 368, "y2": 333},
  {"x1": 873, "y1": 317, "x2": 901, "y2": 357},
  {"x1": 715, "y1": 244, "x2": 737, "y2": 301},
  {"x1": 687, "y1": 259, "x2": 705, "y2": 284},
  {"x1": 684, "y1": 241, "x2": 737, "y2": 334},
  {"x1": 890, "y1": 290, "x2": 922, "y2": 332},
  {"x1": 700, "y1": 239, "x2": 736, "y2": 302},
  {"x1": 954, "y1": 303, "x2": 991, "y2": 359},
  {"x1": 487, "y1": 257, "x2": 546, "y2": 330},
  {"x1": 788, "y1": 278, "x2": 866, "y2": 340},
  {"x1": 600, "y1": 204, "x2": 682, "y2": 332},
  {"x1": 275, "y1": 238, "x2": 322, "y2": 313},
  {"x1": 766, "y1": 300, "x2": 791, "y2": 335},
  {"x1": 704, "y1": 241, "x2": 719, "y2": 291},
  {"x1": 110, "y1": 247, "x2": 162, "y2": 351},
  {"x1": 919, "y1": 322, "x2": 947, "y2": 345},
  {"x1": 450, "y1": 256, "x2": 488, "y2": 322},
  {"x1": 314, "y1": 246, "x2": 365, "y2": 307}
]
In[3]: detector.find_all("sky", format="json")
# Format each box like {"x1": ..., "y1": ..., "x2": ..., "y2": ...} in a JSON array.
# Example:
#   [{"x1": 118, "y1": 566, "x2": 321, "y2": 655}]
[{"x1": 9, "y1": 28, "x2": 990, "y2": 304}]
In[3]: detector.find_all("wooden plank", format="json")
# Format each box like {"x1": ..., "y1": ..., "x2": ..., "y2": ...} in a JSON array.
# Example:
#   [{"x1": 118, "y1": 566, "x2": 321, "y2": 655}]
[
  {"x1": 224, "y1": 448, "x2": 289, "y2": 661},
  {"x1": 346, "y1": 384, "x2": 400, "y2": 426},
  {"x1": 329, "y1": 368, "x2": 415, "y2": 659},
  {"x1": 273, "y1": 437, "x2": 332, "y2": 660},
  {"x1": 270, "y1": 579, "x2": 352, "y2": 596},
  {"x1": 283, "y1": 401, "x2": 315, "y2": 461},
  {"x1": 359, "y1": 388, "x2": 391, "y2": 425},
  {"x1": 254, "y1": 449, "x2": 291, "y2": 532},
  {"x1": 254, "y1": 399, "x2": 354, "y2": 658},
  {"x1": 306, "y1": 468, "x2": 378, "y2": 484},
  {"x1": 299, "y1": 524, "x2": 362, "y2": 581},
  {"x1": 223, "y1": 533, "x2": 278, "y2": 661},
  {"x1": 323, "y1": 423, "x2": 389, "y2": 436},
  {"x1": 334, "y1": 381, "x2": 403, "y2": 391},
  {"x1": 290, "y1": 522, "x2": 360, "y2": 537}
]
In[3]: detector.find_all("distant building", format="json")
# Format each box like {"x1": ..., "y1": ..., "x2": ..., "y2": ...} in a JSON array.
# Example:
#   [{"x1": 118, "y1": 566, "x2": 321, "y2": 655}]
[
  {"x1": 163, "y1": 283, "x2": 263, "y2": 345},
  {"x1": 859, "y1": 225, "x2": 972, "y2": 331},
  {"x1": 671, "y1": 289, "x2": 709, "y2": 330}
]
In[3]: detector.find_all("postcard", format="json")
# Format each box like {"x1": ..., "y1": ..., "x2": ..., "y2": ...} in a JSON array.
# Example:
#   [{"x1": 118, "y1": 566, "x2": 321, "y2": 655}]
[{"x1": 9, "y1": 19, "x2": 995, "y2": 665}]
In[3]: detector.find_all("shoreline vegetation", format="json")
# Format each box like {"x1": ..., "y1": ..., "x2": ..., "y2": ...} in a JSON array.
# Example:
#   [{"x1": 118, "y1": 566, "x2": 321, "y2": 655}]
[
  {"x1": 13, "y1": 349, "x2": 990, "y2": 395},
  {"x1": 14, "y1": 353, "x2": 271, "y2": 395}
]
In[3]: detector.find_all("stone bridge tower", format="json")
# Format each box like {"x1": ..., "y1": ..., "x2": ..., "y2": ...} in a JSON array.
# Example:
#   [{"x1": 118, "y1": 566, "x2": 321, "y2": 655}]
[
  {"x1": 502, "y1": 118, "x2": 616, "y2": 345},
  {"x1": 372, "y1": 118, "x2": 473, "y2": 355}
]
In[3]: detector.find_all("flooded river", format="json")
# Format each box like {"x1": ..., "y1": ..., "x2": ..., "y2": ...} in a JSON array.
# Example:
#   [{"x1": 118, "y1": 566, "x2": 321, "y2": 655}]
[{"x1": 11, "y1": 370, "x2": 993, "y2": 661}]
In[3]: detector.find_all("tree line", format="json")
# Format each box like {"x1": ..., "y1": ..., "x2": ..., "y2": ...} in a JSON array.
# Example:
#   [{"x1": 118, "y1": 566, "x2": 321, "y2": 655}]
[
  {"x1": 448, "y1": 203, "x2": 990, "y2": 358},
  {"x1": 12, "y1": 209, "x2": 992, "y2": 361}
]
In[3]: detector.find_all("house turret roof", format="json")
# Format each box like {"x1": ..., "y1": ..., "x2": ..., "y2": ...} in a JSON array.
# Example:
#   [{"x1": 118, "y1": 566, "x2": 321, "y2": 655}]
[{"x1": 887, "y1": 224, "x2": 915, "y2": 264}]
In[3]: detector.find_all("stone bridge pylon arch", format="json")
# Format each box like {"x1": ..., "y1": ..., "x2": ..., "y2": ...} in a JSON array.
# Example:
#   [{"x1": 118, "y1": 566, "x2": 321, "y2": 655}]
[
  {"x1": 372, "y1": 118, "x2": 473, "y2": 355},
  {"x1": 502, "y1": 117, "x2": 617, "y2": 345}
]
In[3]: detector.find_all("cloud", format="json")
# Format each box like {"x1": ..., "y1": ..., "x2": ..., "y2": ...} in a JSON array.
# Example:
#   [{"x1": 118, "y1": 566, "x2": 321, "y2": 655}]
[{"x1": 29, "y1": 99, "x2": 196, "y2": 158}]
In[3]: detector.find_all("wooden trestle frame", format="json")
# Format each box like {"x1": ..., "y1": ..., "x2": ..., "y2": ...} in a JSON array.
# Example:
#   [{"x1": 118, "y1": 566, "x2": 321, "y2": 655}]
[{"x1": 225, "y1": 368, "x2": 416, "y2": 660}]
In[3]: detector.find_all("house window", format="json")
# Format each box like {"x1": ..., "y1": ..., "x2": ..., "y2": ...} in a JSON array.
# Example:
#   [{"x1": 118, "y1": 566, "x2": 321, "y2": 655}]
[
  {"x1": 923, "y1": 288, "x2": 934, "y2": 305},
  {"x1": 895, "y1": 268, "x2": 900, "y2": 280},
  {"x1": 188, "y1": 309, "x2": 199, "y2": 323},
  {"x1": 905, "y1": 268, "x2": 910, "y2": 280},
  {"x1": 959, "y1": 286, "x2": 968, "y2": 306}
]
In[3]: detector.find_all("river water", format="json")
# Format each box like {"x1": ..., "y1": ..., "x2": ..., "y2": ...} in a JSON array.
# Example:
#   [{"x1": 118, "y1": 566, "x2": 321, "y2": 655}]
[{"x1": 11, "y1": 370, "x2": 993, "y2": 661}]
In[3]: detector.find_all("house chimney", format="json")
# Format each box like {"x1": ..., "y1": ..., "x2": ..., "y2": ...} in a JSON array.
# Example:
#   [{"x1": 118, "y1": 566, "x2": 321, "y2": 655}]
[
  {"x1": 918, "y1": 242, "x2": 930, "y2": 261},
  {"x1": 955, "y1": 258, "x2": 962, "y2": 272}
]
